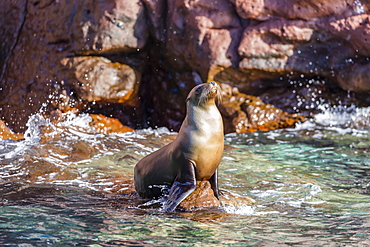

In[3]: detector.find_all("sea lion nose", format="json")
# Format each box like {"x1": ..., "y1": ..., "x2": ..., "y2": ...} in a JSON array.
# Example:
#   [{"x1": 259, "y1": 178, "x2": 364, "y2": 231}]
[{"x1": 210, "y1": 81, "x2": 215, "y2": 85}]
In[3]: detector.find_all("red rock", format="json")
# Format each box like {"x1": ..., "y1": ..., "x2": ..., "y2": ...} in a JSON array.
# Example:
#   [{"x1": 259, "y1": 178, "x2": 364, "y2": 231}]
[
  {"x1": 0, "y1": 0, "x2": 27, "y2": 76},
  {"x1": 232, "y1": 0, "x2": 360, "y2": 21},
  {"x1": 0, "y1": 0, "x2": 146, "y2": 132},
  {"x1": 219, "y1": 83, "x2": 305, "y2": 134},
  {"x1": 61, "y1": 56, "x2": 140, "y2": 104},
  {"x1": 337, "y1": 63, "x2": 370, "y2": 92},
  {"x1": 0, "y1": 120, "x2": 24, "y2": 141},
  {"x1": 178, "y1": 181, "x2": 221, "y2": 210},
  {"x1": 71, "y1": 0, "x2": 148, "y2": 54},
  {"x1": 0, "y1": 0, "x2": 370, "y2": 133},
  {"x1": 165, "y1": 0, "x2": 242, "y2": 79},
  {"x1": 178, "y1": 180, "x2": 255, "y2": 211},
  {"x1": 231, "y1": 12, "x2": 370, "y2": 93},
  {"x1": 327, "y1": 14, "x2": 370, "y2": 57},
  {"x1": 142, "y1": 0, "x2": 166, "y2": 42}
]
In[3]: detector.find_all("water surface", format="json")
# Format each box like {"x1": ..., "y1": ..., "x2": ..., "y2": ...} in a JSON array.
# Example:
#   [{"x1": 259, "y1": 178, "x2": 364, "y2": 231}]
[{"x1": 1, "y1": 107, "x2": 370, "y2": 246}]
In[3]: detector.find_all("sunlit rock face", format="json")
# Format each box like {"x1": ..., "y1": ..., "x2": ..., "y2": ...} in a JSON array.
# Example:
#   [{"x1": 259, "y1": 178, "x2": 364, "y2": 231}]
[
  {"x1": 232, "y1": 0, "x2": 359, "y2": 20},
  {"x1": 0, "y1": 120, "x2": 24, "y2": 141},
  {"x1": 164, "y1": 0, "x2": 243, "y2": 79},
  {"x1": 70, "y1": 0, "x2": 148, "y2": 54},
  {"x1": 233, "y1": 12, "x2": 370, "y2": 93},
  {"x1": 218, "y1": 84, "x2": 305, "y2": 134},
  {"x1": 0, "y1": 0, "x2": 146, "y2": 132},
  {"x1": 60, "y1": 57, "x2": 140, "y2": 105},
  {"x1": 0, "y1": 0, "x2": 370, "y2": 133}
]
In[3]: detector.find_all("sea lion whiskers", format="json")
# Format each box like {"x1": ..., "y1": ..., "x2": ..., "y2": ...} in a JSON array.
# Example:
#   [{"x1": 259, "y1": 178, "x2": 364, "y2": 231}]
[
  {"x1": 215, "y1": 87, "x2": 222, "y2": 104},
  {"x1": 197, "y1": 82, "x2": 222, "y2": 106},
  {"x1": 198, "y1": 87, "x2": 210, "y2": 106}
]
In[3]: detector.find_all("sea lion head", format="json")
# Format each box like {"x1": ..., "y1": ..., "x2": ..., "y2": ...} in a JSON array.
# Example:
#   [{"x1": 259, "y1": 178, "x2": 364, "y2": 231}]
[{"x1": 186, "y1": 81, "x2": 222, "y2": 106}]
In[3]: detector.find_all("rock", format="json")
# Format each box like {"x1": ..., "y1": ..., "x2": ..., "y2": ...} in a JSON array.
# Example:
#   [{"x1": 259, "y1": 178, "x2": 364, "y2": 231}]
[
  {"x1": 1, "y1": 0, "x2": 370, "y2": 133},
  {"x1": 140, "y1": 70, "x2": 200, "y2": 131},
  {"x1": 0, "y1": 120, "x2": 24, "y2": 141},
  {"x1": 219, "y1": 83, "x2": 305, "y2": 133},
  {"x1": 0, "y1": 0, "x2": 146, "y2": 132},
  {"x1": 164, "y1": 0, "x2": 370, "y2": 106},
  {"x1": 235, "y1": 17, "x2": 338, "y2": 79},
  {"x1": 61, "y1": 56, "x2": 140, "y2": 105},
  {"x1": 178, "y1": 181, "x2": 221, "y2": 210},
  {"x1": 337, "y1": 63, "x2": 370, "y2": 92},
  {"x1": 142, "y1": 0, "x2": 166, "y2": 42},
  {"x1": 71, "y1": 0, "x2": 148, "y2": 54},
  {"x1": 165, "y1": 0, "x2": 242, "y2": 80},
  {"x1": 178, "y1": 180, "x2": 255, "y2": 211},
  {"x1": 89, "y1": 114, "x2": 134, "y2": 134},
  {"x1": 0, "y1": 0, "x2": 27, "y2": 79},
  {"x1": 327, "y1": 14, "x2": 370, "y2": 57},
  {"x1": 216, "y1": 11, "x2": 370, "y2": 95},
  {"x1": 231, "y1": 0, "x2": 359, "y2": 21}
]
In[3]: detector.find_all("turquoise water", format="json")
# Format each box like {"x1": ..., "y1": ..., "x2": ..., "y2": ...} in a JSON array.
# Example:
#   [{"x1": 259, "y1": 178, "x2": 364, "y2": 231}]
[{"x1": 1, "y1": 107, "x2": 370, "y2": 246}]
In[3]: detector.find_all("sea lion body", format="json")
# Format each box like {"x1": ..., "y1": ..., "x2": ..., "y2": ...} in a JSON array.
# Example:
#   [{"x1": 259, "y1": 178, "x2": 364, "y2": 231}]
[{"x1": 134, "y1": 82, "x2": 224, "y2": 212}]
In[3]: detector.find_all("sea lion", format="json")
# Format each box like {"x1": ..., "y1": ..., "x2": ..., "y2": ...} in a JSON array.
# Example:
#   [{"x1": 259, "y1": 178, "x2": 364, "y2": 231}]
[{"x1": 134, "y1": 81, "x2": 224, "y2": 212}]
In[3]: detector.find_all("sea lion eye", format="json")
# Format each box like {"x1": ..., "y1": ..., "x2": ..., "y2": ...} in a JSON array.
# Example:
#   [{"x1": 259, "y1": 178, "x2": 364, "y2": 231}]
[{"x1": 195, "y1": 86, "x2": 202, "y2": 94}]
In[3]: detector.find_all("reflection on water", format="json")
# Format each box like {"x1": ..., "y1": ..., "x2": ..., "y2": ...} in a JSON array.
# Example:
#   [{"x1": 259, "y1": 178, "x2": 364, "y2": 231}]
[{"x1": 1, "y1": 108, "x2": 370, "y2": 246}]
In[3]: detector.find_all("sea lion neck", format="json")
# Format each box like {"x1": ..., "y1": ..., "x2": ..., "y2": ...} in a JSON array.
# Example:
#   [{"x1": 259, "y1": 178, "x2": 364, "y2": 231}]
[
  {"x1": 183, "y1": 100, "x2": 220, "y2": 131},
  {"x1": 186, "y1": 98, "x2": 216, "y2": 108}
]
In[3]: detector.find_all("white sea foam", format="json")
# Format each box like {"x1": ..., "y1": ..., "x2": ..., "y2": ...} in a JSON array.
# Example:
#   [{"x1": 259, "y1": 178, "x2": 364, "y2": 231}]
[
  {"x1": 290, "y1": 105, "x2": 370, "y2": 136},
  {"x1": 224, "y1": 205, "x2": 279, "y2": 216}
]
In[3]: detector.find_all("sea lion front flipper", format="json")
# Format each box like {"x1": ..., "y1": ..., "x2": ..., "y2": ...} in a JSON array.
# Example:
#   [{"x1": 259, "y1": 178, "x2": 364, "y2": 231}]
[
  {"x1": 209, "y1": 169, "x2": 221, "y2": 204},
  {"x1": 163, "y1": 161, "x2": 196, "y2": 212}
]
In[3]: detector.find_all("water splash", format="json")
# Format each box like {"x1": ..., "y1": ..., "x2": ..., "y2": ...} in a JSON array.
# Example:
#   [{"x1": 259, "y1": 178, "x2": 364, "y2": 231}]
[
  {"x1": 223, "y1": 205, "x2": 257, "y2": 215},
  {"x1": 353, "y1": 0, "x2": 365, "y2": 14},
  {"x1": 292, "y1": 104, "x2": 370, "y2": 136},
  {"x1": 223, "y1": 205, "x2": 280, "y2": 216},
  {"x1": 285, "y1": 183, "x2": 324, "y2": 208},
  {"x1": 314, "y1": 104, "x2": 370, "y2": 129}
]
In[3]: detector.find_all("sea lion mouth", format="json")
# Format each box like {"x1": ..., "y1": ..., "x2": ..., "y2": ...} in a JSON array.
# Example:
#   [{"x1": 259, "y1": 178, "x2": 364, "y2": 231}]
[{"x1": 207, "y1": 89, "x2": 217, "y2": 99}]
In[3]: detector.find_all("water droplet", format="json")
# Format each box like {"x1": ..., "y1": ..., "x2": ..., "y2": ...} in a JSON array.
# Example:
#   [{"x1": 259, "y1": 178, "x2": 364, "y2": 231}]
[{"x1": 354, "y1": 0, "x2": 365, "y2": 14}]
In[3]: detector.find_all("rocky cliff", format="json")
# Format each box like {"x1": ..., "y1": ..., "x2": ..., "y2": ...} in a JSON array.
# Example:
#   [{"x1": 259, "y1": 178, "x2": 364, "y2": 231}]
[{"x1": 1, "y1": 0, "x2": 369, "y2": 133}]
